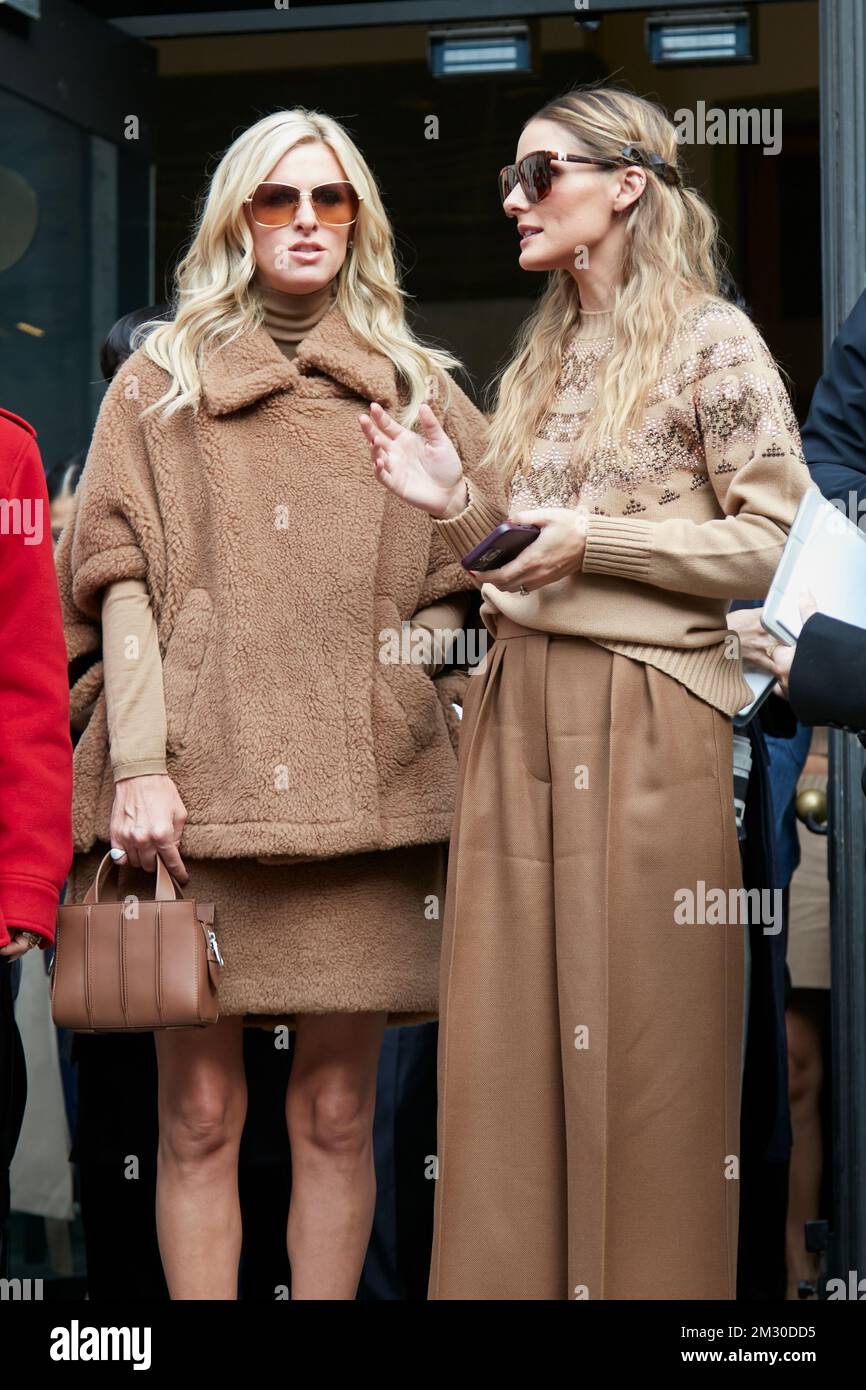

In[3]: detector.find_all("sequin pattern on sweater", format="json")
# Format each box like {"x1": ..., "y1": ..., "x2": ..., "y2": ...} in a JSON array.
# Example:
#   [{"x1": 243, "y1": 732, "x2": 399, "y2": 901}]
[{"x1": 509, "y1": 300, "x2": 806, "y2": 516}]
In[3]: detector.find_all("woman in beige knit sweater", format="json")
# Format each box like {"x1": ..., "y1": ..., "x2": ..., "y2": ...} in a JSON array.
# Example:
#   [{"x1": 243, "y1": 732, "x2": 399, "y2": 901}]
[
  {"x1": 55, "y1": 110, "x2": 486, "y2": 1299},
  {"x1": 361, "y1": 85, "x2": 815, "y2": 1299}
]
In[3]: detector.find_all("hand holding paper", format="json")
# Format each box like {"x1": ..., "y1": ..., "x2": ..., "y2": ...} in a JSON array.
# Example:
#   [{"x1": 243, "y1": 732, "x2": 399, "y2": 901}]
[{"x1": 768, "y1": 592, "x2": 818, "y2": 700}]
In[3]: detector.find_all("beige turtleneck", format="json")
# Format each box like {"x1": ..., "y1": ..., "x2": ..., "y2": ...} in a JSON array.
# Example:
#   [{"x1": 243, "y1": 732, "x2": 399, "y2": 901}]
[
  {"x1": 100, "y1": 283, "x2": 468, "y2": 780},
  {"x1": 256, "y1": 277, "x2": 336, "y2": 360}
]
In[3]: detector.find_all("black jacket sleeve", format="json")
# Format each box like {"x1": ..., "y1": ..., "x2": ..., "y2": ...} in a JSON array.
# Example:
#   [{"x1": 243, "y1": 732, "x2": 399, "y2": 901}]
[
  {"x1": 802, "y1": 288, "x2": 866, "y2": 509},
  {"x1": 758, "y1": 693, "x2": 799, "y2": 740},
  {"x1": 789, "y1": 612, "x2": 866, "y2": 732}
]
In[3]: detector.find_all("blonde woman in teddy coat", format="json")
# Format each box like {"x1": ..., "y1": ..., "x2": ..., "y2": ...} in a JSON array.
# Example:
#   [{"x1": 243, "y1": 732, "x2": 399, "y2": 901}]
[{"x1": 54, "y1": 109, "x2": 487, "y2": 1299}]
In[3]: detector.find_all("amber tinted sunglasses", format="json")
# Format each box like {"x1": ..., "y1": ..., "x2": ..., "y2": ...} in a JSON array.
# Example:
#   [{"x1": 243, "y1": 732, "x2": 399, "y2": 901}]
[{"x1": 245, "y1": 181, "x2": 362, "y2": 227}]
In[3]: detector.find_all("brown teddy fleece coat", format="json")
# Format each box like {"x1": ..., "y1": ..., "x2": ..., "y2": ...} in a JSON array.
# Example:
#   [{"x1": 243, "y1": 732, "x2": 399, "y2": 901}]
[{"x1": 55, "y1": 304, "x2": 487, "y2": 866}]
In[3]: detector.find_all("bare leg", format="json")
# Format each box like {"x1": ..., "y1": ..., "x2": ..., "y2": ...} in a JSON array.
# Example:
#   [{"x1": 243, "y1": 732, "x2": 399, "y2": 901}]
[
  {"x1": 285, "y1": 1011, "x2": 388, "y2": 1299},
  {"x1": 154, "y1": 1015, "x2": 247, "y2": 1299},
  {"x1": 785, "y1": 992, "x2": 825, "y2": 1299}
]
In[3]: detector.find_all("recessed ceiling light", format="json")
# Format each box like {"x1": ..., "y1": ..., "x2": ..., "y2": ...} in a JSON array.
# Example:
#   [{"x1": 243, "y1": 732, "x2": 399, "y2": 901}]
[
  {"x1": 428, "y1": 25, "x2": 531, "y2": 79},
  {"x1": 646, "y1": 8, "x2": 753, "y2": 66}
]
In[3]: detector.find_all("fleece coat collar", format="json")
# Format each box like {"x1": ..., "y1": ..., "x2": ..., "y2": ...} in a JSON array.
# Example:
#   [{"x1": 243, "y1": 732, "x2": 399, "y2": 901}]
[{"x1": 199, "y1": 304, "x2": 400, "y2": 416}]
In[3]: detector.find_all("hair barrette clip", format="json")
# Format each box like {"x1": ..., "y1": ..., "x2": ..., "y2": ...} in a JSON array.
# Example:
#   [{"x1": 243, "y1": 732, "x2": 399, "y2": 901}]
[
  {"x1": 619, "y1": 145, "x2": 682, "y2": 187},
  {"x1": 647, "y1": 152, "x2": 682, "y2": 187}
]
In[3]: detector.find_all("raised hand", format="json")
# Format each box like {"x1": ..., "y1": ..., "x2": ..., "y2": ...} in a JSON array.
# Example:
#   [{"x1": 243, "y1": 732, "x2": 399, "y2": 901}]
[{"x1": 358, "y1": 401, "x2": 468, "y2": 519}]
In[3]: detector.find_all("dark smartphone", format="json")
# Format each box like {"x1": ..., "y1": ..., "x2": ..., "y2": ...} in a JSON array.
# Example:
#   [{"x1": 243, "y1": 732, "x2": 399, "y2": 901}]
[{"x1": 461, "y1": 522, "x2": 541, "y2": 572}]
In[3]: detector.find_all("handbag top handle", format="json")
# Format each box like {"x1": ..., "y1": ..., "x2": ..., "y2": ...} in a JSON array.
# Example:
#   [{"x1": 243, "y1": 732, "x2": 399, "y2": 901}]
[{"x1": 83, "y1": 851, "x2": 185, "y2": 905}]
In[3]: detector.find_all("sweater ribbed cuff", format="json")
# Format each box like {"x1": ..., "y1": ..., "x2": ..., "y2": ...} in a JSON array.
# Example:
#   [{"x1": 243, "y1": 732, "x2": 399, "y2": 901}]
[
  {"x1": 432, "y1": 478, "x2": 507, "y2": 563},
  {"x1": 113, "y1": 758, "x2": 169, "y2": 782},
  {"x1": 582, "y1": 515, "x2": 655, "y2": 581}
]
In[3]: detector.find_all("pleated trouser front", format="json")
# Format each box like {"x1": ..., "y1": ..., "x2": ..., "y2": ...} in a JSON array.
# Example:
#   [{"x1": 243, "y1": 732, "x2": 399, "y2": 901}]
[{"x1": 428, "y1": 624, "x2": 744, "y2": 1300}]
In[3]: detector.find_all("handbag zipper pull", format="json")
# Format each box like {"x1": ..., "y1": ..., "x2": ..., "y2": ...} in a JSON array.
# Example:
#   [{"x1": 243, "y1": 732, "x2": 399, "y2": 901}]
[{"x1": 208, "y1": 930, "x2": 224, "y2": 967}]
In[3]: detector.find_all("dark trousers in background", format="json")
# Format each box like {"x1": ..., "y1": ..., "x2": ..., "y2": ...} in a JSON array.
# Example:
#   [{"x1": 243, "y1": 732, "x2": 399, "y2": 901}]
[
  {"x1": 736, "y1": 722, "x2": 794, "y2": 1300},
  {"x1": 72, "y1": 1028, "x2": 295, "y2": 1301},
  {"x1": 0, "y1": 958, "x2": 26, "y2": 1279},
  {"x1": 72, "y1": 1020, "x2": 437, "y2": 1299},
  {"x1": 358, "y1": 1022, "x2": 437, "y2": 1301}
]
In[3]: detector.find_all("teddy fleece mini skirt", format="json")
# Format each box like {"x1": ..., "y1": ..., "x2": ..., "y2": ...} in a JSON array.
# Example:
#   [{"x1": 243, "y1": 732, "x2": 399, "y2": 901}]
[{"x1": 427, "y1": 620, "x2": 745, "y2": 1301}]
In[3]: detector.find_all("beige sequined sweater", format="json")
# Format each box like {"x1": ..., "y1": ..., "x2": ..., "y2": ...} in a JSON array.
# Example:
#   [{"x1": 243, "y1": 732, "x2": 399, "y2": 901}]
[{"x1": 435, "y1": 298, "x2": 816, "y2": 715}]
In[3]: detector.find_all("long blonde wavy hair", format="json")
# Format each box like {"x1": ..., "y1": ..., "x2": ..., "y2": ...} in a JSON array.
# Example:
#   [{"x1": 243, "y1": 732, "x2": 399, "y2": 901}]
[
  {"x1": 486, "y1": 84, "x2": 730, "y2": 485},
  {"x1": 135, "y1": 109, "x2": 459, "y2": 421}
]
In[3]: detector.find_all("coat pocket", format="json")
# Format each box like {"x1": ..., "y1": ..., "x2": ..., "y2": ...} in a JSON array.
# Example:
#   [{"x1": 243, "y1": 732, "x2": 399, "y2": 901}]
[
  {"x1": 432, "y1": 669, "x2": 469, "y2": 757},
  {"x1": 373, "y1": 659, "x2": 442, "y2": 769},
  {"x1": 162, "y1": 589, "x2": 215, "y2": 753}
]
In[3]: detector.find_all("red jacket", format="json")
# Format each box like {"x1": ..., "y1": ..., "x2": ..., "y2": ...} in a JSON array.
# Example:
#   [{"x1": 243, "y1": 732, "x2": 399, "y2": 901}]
[{"x1": 0, "y1": 408, "x2": 73, "y2": 948}]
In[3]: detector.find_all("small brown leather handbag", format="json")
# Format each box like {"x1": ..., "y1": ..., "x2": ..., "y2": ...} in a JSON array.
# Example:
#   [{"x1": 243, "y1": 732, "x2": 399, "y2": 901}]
[{"x1": 50, "y1": 851, "x2": 223, "y2": 1032}]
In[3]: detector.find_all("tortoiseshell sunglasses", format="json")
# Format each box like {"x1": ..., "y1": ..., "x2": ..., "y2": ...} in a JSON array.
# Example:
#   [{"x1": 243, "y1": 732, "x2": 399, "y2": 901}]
[
  {"x1": 499, "y1": 146, "x2": 680, "y2": 204},
  {"x1": 498, "y1": 150, "x2": 625, "y2": 204}
]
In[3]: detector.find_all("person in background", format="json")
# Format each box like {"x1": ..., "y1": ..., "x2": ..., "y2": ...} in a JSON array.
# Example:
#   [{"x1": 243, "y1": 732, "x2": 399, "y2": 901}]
[
  {"x1": 47, "y1": 452, "x2": 85, "y2": 545},
  {"x1": 743, "y1": 284, "x2": 866, "y2": 743},
  {"x1": 46, "y1": 313, "x2": 173, "y2": 1298},
  {"x1": 729, "y1": 285, "x2": 866, "y2": 1300},
  {"x1": 783, "y1": 727, "x2": 831, "y2": 1300},
  {"x1": 724, "y1": 616, "x2": 804, "y2": 1302},
  {"x1": 755, "y1": 607, "x2": 866, "y2": 740},
  {"x1": 672, "y1": 272, "x2": 813, "y2": 1302},
  {"x1": 0, "y1": 407, "x2": 73, "y2": 1276},
  {"x1": 722, "y1": 254, "x2": 807, "y2": 1300}
]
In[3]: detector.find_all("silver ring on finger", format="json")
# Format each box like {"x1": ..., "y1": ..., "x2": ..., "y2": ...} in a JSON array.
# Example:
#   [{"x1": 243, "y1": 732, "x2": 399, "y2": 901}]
[
  {"x1": 110, "y1": 846, "x2": 128, "y2": 861},
  {"x1": 518, "y1": 585, "x2": 529, "y2": 597}
]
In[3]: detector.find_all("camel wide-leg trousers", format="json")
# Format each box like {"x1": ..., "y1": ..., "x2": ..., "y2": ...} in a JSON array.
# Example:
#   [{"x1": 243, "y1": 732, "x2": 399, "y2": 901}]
[{"x1": 428, "y1": 623, "x2": 744, "y2": 1300}]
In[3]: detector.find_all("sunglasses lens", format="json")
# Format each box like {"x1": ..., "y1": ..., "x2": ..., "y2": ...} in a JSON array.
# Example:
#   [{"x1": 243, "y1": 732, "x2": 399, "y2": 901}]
[
  {"x1": 249, "y1": 183, "x2": 359, "y2": 226},
  {"x1": 520, "y1": 152, "x2": 552, "y2": 202},
  {"x1": 499, "y1": 154, "x2": 552, "y2": 205},
  {"x1": 312, "y1": 183, "x2": 360, "y2": 226},
  {"x1": 250, "y1": 183, "x2": 299, "y2": 226},
  {"x1": 499, "y1": 167, "x2": 517, "y2": 203}
]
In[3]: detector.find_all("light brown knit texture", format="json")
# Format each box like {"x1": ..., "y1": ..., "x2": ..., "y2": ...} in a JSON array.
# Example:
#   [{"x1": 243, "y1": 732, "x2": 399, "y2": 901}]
[
  {"x1": 435, "y1": 298, "x2": 816, "y2": 715},
  {"x1": 256, "y1": 277, "x2": 335, "y2": 359},
  {"x1": 102, "y1": 579, "x2": 168, "y2": 781}
]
